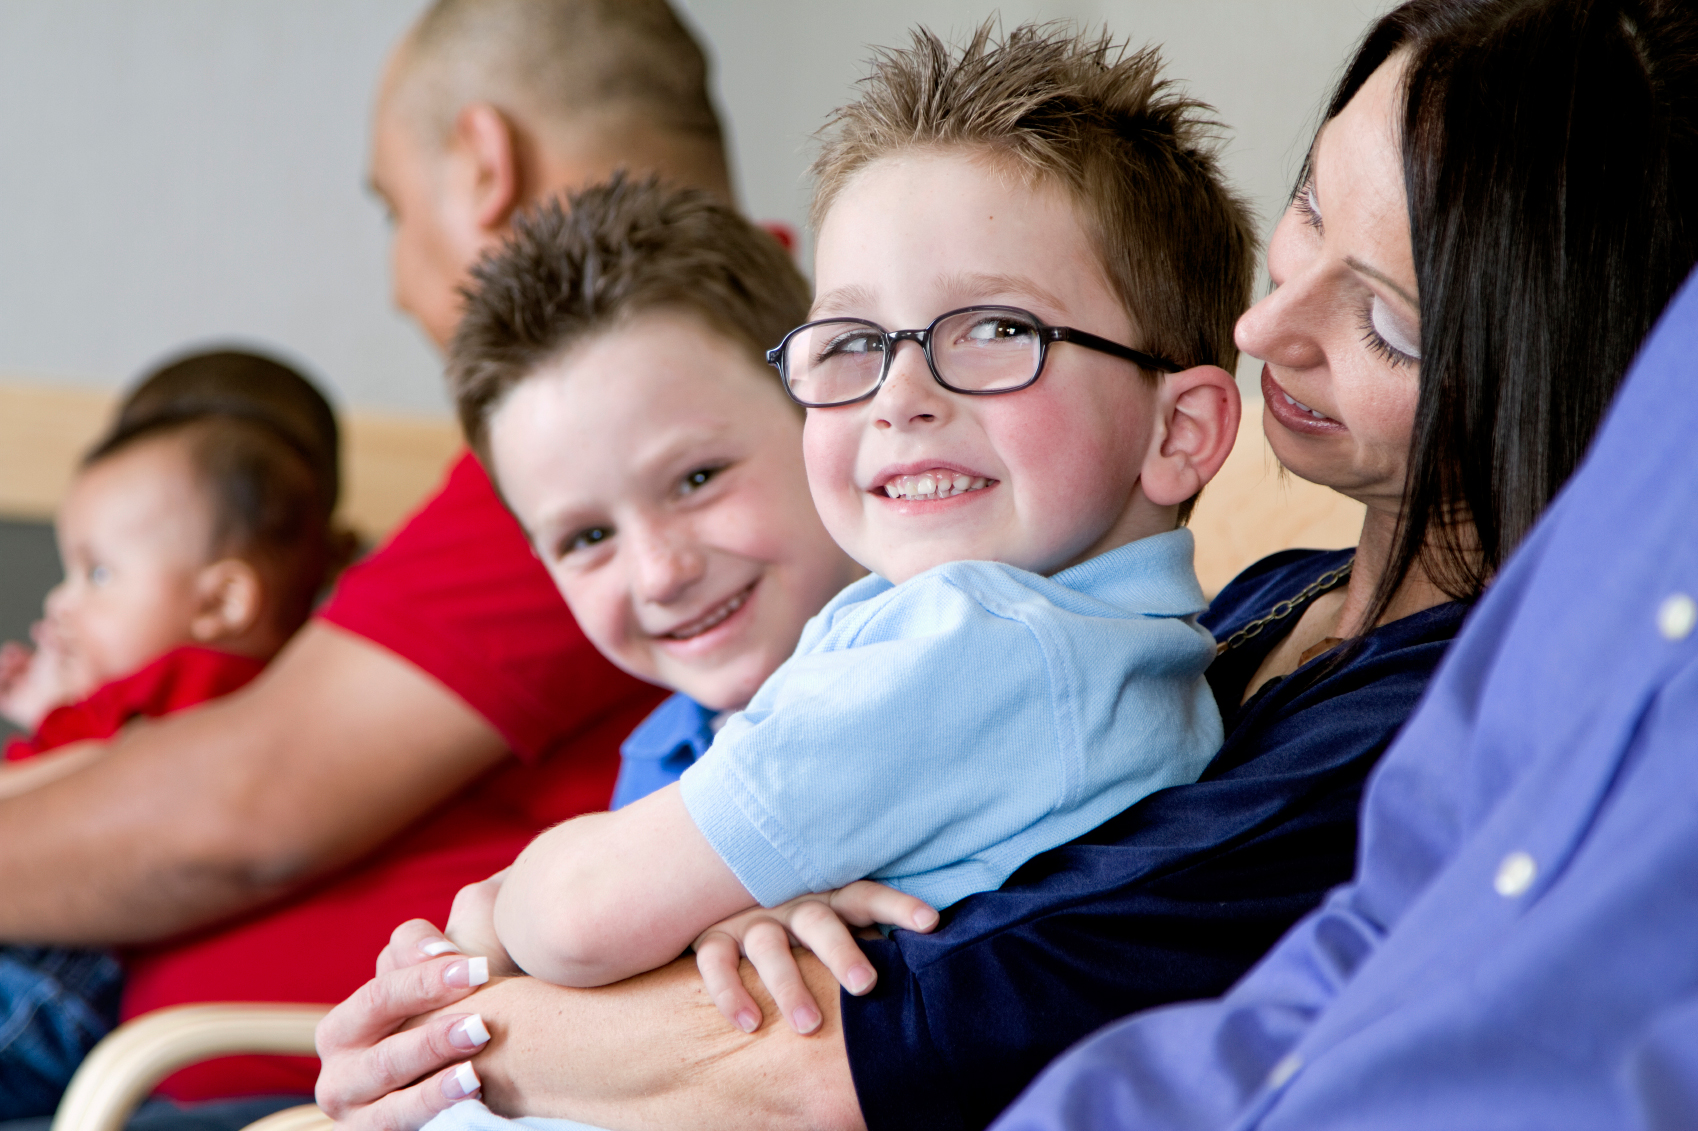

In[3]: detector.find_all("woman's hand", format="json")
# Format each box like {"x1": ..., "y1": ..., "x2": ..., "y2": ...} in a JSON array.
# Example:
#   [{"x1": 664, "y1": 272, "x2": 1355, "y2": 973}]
[
  {"x1": 692, "y1": 880, "x2": 938, "y2": 1035},
  {"x1": 315, "y1": 918, "x2": 497, "y2": 1131}
]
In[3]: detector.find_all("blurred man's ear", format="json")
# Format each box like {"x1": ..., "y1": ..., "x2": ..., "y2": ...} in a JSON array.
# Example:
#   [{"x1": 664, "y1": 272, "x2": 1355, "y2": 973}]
[
  {"x1": 449, "y1": 102, "x2": 521, "y2": 236},
  {"x1": 1138, "y1": 365, "x2": 1241, "y2": 507}
]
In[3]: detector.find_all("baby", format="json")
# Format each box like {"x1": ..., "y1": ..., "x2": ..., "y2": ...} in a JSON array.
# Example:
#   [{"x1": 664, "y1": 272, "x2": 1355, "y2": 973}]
[
  {"x1": 0, "y1": 349, "x2": 343, "y2": 1117},
  {"x1": 436, "y1": 19, "x2": 1255, "y2": 1044}
]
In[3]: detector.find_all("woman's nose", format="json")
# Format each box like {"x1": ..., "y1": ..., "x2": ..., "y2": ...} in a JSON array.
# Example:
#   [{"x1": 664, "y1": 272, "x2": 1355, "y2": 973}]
[
  {"x1": 871, "y1": 341, "x2": 950, "y2": 430},
  {"x1": 1235, "y1": 274, "x2": 1327, "y2": 371}
]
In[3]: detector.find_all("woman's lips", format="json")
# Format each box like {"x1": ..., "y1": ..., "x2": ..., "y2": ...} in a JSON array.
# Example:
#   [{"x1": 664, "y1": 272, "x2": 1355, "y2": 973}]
[{"x1": 1261, "y1": 364, "x2": 1346, "y2": 435}]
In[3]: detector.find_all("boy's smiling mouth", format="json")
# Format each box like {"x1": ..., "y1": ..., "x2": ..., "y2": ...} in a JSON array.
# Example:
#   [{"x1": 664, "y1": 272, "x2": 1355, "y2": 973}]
[
  {"x1": 876, "y1": 465, "x2": 996, "y2": 501},
  {"x1": 658, "y1": 580, "x2": 758, "y2": 641}
]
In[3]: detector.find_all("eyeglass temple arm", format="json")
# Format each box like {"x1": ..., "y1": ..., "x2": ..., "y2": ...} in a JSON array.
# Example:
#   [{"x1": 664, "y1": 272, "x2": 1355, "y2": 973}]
[{"x1": 1046, "y1": 327, "x2": 1183, "y2": 374}]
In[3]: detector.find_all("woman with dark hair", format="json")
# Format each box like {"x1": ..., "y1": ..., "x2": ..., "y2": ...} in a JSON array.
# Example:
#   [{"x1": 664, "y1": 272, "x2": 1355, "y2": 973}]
[
  {"x1": 1210, "y1": 0, "x2": 1698, "y2": 716},
  {"x1": 313, "y1": 3, "x2": 1698, "y2": 1129}
]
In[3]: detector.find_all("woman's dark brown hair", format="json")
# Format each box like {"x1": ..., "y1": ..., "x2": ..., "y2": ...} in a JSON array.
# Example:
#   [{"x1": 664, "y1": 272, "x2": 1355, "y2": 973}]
[{"x1": 1324, "y1": 0, "x2": 1698, "y2": 629}]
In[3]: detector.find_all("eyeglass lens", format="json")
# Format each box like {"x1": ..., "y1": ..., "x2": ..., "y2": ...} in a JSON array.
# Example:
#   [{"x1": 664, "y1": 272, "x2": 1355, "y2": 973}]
[{"x1": 782, "y1": 308, "x2": 1044, "y2": 406}]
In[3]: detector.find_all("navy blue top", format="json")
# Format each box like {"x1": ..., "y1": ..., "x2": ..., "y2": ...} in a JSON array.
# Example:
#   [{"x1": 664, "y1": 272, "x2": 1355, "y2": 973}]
[{"x1": 841, "y1": 547, "x2": 1468, "y2": 1131}]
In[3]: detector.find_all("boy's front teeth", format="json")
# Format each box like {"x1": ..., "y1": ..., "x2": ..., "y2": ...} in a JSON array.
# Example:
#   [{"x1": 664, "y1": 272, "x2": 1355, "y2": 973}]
[{"x1": 884, "y1": 471, "x2": 989, "y2": 500}]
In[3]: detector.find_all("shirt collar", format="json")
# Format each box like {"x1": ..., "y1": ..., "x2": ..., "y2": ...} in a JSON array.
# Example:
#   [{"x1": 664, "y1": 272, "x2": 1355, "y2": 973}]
[
  {"x1": 619, "y1": 692, "x2": 720, "y2": 764},
  {"x1": 1048, "y1": 528, "x2": 1205, "y2": 617}
]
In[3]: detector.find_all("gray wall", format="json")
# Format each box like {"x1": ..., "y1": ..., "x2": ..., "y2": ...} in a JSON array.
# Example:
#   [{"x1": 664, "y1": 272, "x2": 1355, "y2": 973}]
[{"x1": 0, "y1": 1, "x2": 1389, "y2": 414}]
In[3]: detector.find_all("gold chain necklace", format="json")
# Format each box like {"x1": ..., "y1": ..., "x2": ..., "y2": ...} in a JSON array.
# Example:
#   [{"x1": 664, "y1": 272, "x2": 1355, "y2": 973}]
[{"x1": 1216, "y1": 560, "x2": 1355, "y2": 656}]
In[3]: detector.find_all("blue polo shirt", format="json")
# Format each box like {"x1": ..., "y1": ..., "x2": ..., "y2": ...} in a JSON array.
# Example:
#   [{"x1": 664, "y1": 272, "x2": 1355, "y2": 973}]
[
  {"x1": 841, "y1": 548, "x2": 1465, "y2": 1129},
  {"x1": 608, "y1": 693, "x2": 715, "y2": 811},
  {"x1": 680, "y1": 530, "x2": 1222, "y2": 912}
]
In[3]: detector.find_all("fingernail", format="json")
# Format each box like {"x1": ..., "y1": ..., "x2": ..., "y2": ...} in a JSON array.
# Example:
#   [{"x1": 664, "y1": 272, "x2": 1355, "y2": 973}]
[
  {"x1": 791, "y1": 1005, "x2": 821, "y2": 1034},
  {"x1": 442, "y1": 1061, "x2": 480, "y2": 1101},
  {"x1": 421, "y1": 938, "x2": 462, "y2": 957},
  {"x1": 846, "y1": 965, "x2": 875, "y2": 995},
  {"x1": 735, "y1": 1009, "x2": 759, "y2": 1033},
  {"x1": 449, "y1": 1014, "x2": 490, "y2": 1050},
  {"x1": 444, "y1": 957, "x2": 489, "y2": 988},
  {"x1": 914, "y1": 907, "x2": 939, "y2": 931}
]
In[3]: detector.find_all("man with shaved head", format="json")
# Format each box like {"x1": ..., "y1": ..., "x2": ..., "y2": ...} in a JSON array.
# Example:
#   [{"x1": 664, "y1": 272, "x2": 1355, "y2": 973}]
[
  {"x1": 372, "y1": 0, "x2": 734, "y2": 346},
  {"x1": 0, "y1": 1, "x2": 742, "y2": 1121}
]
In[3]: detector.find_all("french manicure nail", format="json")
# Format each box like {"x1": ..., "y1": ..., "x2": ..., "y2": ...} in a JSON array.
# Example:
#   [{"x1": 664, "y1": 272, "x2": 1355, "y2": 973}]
[
  {"x1": 735, "y1": 1009, "x2": 759, "y2": 1033},
  {"x1": 846, "y1": 965, "x2": 875, "y2": 994},
  {"x1": 421, "y1": 938, "x2": 462, "y2": 958},
  {"x1": 792, "y1": 1005, "x2": 821, "y2": 1034},
  {"x1": 442, "y1": 1061, "x2": 480, "y2": 1101},
  {"x1": 443, "y1": 957, "x2": 489, "y2": 988},
  {"x1": 449, "y1": 1014, "x2": 490, "y2": 1050}
]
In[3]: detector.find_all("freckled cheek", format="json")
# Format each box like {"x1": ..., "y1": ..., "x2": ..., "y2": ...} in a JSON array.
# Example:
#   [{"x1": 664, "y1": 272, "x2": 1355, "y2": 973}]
[
  {"x1": 696, "y1": 494, "x2": 789, "y2": 572},
  {"x1": 560, "y1": 572, "x2": 657, "y2": 680},
  {"x1": 1338, "y1": 365, "x2": 1421, "y2": 455}
]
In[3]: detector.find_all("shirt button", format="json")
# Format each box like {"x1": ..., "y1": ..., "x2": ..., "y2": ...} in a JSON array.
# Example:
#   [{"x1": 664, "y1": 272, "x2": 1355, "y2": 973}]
[
  {"x1": 1658, "y1": 593, "x2": 1697, "y2": 640},
  {"x1": 1266, "y1": 1053, "x2": 1303, "y2": 1089},
  {"x1": 1495, "y1": 851, "x2": 1537, "y2": 897}
]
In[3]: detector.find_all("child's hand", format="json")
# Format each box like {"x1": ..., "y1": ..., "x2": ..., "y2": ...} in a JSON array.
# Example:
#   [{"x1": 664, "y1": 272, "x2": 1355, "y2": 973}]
[
  {"x1": 0, "y1": 624, "x2": 77, "y2": 730},
  {"x1": 443, "y1": 870, "x2": 522, "y2": 977},
  {"x1": 692, "y1": 880, "x2": 938, "y2": 1036}
]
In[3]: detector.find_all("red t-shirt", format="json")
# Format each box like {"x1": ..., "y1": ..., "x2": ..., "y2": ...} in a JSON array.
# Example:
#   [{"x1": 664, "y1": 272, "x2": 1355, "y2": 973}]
[
  {"x1": 119, "y1": 452, "x2": 665, "y2": 1100},
  {"x1": 4, "y1": 646, "x2": 265, "y2": 761}
]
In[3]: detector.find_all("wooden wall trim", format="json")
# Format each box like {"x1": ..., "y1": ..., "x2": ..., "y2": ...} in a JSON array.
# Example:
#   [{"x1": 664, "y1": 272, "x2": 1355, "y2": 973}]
[
  {"x1": 0, "y1": 382, "x2": 460, "y2": 541},
  {"x1": 0, "y1": 381, "x2": 1362, "y2": 592}
]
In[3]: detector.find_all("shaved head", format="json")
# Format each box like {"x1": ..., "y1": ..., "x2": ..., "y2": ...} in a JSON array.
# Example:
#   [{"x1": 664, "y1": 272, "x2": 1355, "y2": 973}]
[{"x1": 388, "y1": 0, "x2": 731, "y2": 196}]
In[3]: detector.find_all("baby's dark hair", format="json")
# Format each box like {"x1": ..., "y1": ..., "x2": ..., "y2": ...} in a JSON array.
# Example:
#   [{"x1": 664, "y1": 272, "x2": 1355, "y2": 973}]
[{"x1": 85, "y1": 349, "x2": 345, "y2": 636}]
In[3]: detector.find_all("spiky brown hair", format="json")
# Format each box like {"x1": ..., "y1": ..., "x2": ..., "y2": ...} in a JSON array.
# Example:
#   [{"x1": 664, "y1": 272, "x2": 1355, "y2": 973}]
[{"x1": 812, "y1": 21, "x2": 1256, "y2": 378}]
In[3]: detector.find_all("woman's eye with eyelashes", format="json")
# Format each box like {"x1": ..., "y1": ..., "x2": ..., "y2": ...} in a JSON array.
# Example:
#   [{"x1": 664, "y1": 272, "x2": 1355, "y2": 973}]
[
  {"x1": 1294, "y1": 177, "x2": 1324, "y2": 233},
  {"x1": 1357, "y1": 302, "x2": 1419, "y2": 368}
]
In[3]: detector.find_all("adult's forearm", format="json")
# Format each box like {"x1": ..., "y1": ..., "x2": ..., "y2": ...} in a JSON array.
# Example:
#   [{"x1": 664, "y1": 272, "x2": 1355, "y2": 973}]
[
  {"x1": 0, "y1": 702, "x2": 290, "y2": 942},
  {"x1": 468, "y1": 956, "x2": 864, "y2": 1131},
  {"x1": 0, "y1": 741, "x2": 106, "y2": 801},
  {"x1": 0, "y1": 623, "x2": 507, "y2": 945}
]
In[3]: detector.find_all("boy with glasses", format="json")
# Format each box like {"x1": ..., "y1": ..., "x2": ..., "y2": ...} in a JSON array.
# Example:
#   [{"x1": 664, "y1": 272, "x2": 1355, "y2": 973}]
[{"x1": 436, "y1": 21, "x2": 1253, "y2": 1050}]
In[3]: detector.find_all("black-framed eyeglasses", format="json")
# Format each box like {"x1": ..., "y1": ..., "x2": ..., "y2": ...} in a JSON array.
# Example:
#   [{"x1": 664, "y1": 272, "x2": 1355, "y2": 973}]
[{"x1": 765, "y1": 305, "x2": 1181, "y2": 409}]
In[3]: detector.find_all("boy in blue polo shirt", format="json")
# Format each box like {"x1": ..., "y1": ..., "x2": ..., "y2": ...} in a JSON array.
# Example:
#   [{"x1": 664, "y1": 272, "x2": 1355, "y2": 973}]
[{"x1": 444, "y1": 22, "x2": 1254, "y2": 1039}]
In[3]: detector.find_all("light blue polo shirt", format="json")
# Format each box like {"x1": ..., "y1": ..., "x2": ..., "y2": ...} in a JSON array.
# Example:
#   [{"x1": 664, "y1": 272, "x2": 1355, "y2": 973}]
[{"x1": 679, "y1": 528, "x2": 1222, "y2": 911}]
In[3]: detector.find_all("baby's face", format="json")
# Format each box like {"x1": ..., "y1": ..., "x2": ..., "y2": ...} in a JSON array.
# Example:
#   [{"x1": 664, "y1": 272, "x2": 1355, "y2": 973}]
[
  {"x1": 804, "y1": 150, "x2": 1166, "y2": 584},
  {"x1": 489, "y1": 311, "x2": 862, "y2": 713},
  {"x1": 47, "y1": 435, "x2": 217, "y2": 694}
]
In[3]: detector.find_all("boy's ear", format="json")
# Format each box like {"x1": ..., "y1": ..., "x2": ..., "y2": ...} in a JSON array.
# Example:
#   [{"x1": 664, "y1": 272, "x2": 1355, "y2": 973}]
[
  {"x1": 1138, "y1": 365, "x2": 1242, "y2": 508},
  {"x1": 188, "y1": 559, "x2": 264, "y2": 645},
  {"x1": 449, "y1": 102, "x2": 522, "y2": 234}
]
